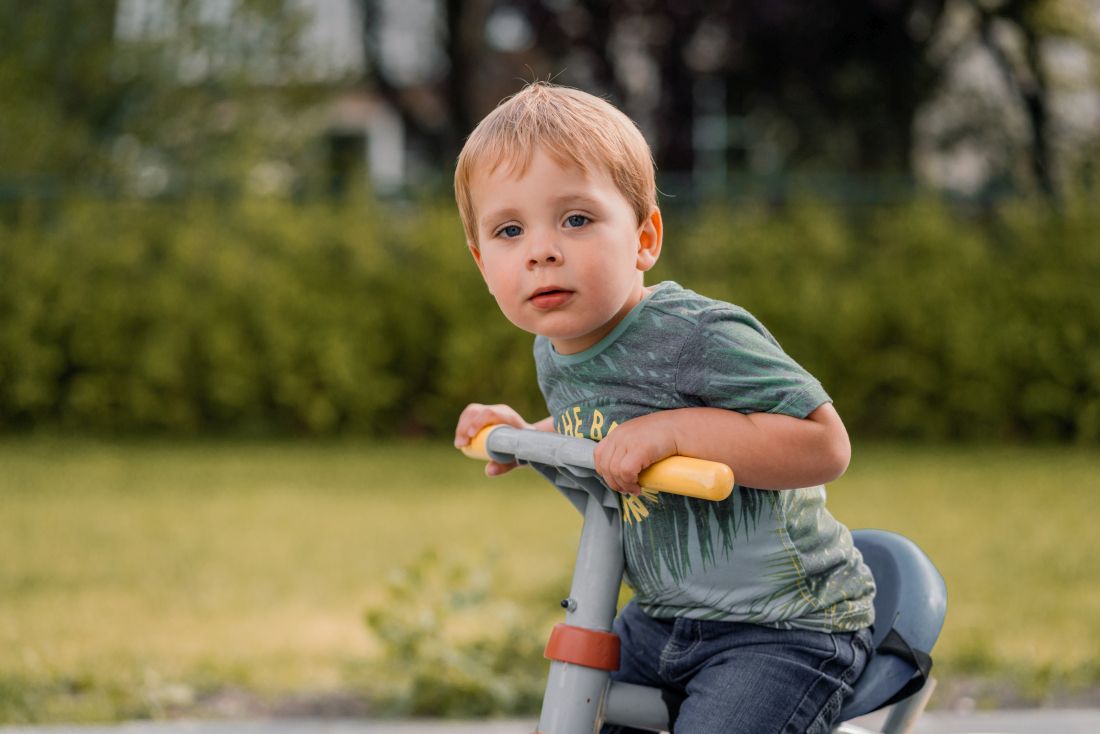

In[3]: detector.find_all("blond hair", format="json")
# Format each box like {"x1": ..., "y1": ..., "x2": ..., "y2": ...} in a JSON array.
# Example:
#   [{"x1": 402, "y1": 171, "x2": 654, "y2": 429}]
[{"x1": 454, "y1": 82, "x2": 657, "y2": 245}]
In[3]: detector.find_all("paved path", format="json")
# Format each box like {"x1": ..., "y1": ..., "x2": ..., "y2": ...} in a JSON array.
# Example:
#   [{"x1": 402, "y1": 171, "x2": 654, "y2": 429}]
[{"x1": 3, "y1": 710, "x2": 1100, "y2": 734}]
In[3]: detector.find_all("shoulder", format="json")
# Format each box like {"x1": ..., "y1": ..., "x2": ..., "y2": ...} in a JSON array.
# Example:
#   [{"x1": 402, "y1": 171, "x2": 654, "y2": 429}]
[
  {"x1": 645, "y1": 281, "x2": 748, "y2": 326},
  {"x1": 648, "y1": 282, "x2": 776, "y2": 346}
]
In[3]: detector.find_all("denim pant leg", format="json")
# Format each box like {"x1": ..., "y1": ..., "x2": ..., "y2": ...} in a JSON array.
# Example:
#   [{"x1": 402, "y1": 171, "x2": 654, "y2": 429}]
[
  {"x1": 601, "y1": 601, "x2": 872, "y2": 734},
  {"x1": 670, "y1": 621, "x2": 872, "y2": 734}
]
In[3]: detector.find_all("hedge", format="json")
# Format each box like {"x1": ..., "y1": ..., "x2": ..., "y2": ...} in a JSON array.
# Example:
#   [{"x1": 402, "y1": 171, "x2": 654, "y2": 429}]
[{"x1": 1, "y1": 194, "x2": 1097, "y2": 441}]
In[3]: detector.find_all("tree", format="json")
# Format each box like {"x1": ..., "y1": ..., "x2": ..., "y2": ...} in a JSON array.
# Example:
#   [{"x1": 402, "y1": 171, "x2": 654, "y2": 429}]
[
  {"x1": 356, "y1": 0, "x2": 1097, "y2": 198},
  {"x1": 0, "y1": 1, "x2": 123, "y2": 189},
  {"x1": 0, "y1": 0, "x2": 328, "y2": 199}
]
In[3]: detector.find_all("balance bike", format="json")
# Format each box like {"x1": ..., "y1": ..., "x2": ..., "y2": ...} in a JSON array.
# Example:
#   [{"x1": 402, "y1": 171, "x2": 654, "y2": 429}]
[{"x1": 461, "y1": 425, "x2": 947, "y2": 734}]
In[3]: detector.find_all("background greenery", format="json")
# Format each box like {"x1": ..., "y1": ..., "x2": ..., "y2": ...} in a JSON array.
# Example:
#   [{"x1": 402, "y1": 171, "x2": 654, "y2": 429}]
[
  {"x1": 2, "y1": 194, "x2": 1097, "y2": 442},
  {"x1": 3, "y1": 194, "x2": 1097, "y2": 724},
  {"x1": 2, "y1": 439, "x2": 1098, "y2": 723},
  {"x1": 2, "y1": 1, "x2": 1097, "y2": 726}
]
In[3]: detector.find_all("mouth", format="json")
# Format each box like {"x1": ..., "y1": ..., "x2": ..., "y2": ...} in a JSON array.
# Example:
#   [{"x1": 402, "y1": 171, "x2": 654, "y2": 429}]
[{"x1": 529, "y1": 286, "x2": 574, "y2": 309}]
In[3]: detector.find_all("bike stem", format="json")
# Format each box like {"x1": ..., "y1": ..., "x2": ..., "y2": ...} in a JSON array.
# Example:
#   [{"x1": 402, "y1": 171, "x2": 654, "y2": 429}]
[{"x1": 537, "y1": 490, "x2": 624, "y2": 734}]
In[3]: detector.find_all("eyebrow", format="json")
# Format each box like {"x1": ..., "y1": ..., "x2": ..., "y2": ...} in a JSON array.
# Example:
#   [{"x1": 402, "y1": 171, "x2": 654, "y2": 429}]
[
  {"x1": 479, "y1": 208, "x2": 521, "y2": 231},
  {"x1": 553, "y1": 194, "x2": 602, "y2": 209}
]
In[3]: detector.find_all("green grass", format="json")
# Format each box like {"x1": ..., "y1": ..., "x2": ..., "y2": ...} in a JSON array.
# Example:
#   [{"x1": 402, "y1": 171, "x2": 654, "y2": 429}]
[
  {"x1": 1, "y1": 438, "x2": 1099, "y2": 721},
  {"x1": 833, "y1": 445, "x2": 1100, "y2": 695}
]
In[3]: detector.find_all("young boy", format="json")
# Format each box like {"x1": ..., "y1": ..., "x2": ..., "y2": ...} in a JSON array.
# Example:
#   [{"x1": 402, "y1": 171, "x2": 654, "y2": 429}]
[{"x1": 453, "y1": 82, "x2": 875, "y2": 734}]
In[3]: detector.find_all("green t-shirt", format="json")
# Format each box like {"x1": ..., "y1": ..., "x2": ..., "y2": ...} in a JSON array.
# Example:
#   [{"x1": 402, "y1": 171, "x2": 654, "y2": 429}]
[{"x1": 534, "y1": 281, "x2": 875, "y2": 632}]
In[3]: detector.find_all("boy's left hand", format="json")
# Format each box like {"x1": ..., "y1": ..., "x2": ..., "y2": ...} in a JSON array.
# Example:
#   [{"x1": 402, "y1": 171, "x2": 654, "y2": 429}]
[{"x1": 592, "y1": 413, "x2": 677, "y2": 496}]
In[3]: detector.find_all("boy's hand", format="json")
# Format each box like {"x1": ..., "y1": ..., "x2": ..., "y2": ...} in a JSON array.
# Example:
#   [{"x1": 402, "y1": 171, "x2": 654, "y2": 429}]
[
  {"x1": 454, "y1": 403, "x2": 532, "y2": 477},
  {"x1": 592, "y1": 413, "x2": 677, "y2": 496}
]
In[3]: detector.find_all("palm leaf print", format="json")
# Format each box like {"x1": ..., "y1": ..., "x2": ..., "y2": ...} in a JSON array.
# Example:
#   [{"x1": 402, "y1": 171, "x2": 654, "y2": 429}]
[
  {"x1": 655, "y1": 495, "x2": 693, "y2": 583},
  {"x1": 690, "y1": 487, "x2": 763, "y2": 567},
  {"x1": 624, "y1": 485, "x2": 772, "y2": 590},
  {"x1": 623, "y1": 514, "x2": 663, "y2": 591}
]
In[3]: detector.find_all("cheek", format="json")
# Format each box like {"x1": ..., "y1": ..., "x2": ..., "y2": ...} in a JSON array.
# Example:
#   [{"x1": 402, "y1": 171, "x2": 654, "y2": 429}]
[
  {"x1": 587, "y1": 250, "x2": 632, "y2": 285},
  {"x1": 482, "y1": 262, "x2": 522, "y2": 305}
]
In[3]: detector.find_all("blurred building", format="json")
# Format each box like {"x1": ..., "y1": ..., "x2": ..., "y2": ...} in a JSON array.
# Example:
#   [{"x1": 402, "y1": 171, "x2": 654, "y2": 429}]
[{"x1": 115, "y1": 0, "x2": 407, "y2": 196}]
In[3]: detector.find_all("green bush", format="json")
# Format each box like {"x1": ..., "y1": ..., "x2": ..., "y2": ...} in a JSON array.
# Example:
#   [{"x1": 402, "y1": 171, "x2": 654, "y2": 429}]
[
  {"x1": 661, "y1": 194, "x2": 1100, "y2": 442},
  {"x1": 361, "y1": 550, "x2": 550, "y2": 717},
  {"x1": 0, "y1": 199, "x2": 543, "y2": 436},
  {"x1": 1, "y1": 194, "x2": 1096, "y2": 441}
]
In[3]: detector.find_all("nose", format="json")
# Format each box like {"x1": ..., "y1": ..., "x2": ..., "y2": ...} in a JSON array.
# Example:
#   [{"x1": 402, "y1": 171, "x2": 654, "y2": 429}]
[{"x1": 527, "y1": 234, "x2": 563, "y2": 269}]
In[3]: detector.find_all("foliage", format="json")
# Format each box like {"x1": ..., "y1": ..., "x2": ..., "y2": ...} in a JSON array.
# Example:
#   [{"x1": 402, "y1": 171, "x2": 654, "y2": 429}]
[
  {"x1": 1, "y1": 193, "x2": 1097, "y2": 441},
  {"x1": 3, "y1": 1, "x2": 1096, "y2": 208},
  {"x1": 364, "y1": 0, "x2": 1100, "y2": 198},
  {"x1": 660, "y1": 193, "x2": 1100, "y2": 442},
  {"x1": 0, "y1": 1, "x2": 327, "y2": 200},
  {"x1": 361, "y1": 549, "x2": 552, "y2": 717},
  {"x1": 0, "y1": 198, "x2": 539, "y2": 434}
]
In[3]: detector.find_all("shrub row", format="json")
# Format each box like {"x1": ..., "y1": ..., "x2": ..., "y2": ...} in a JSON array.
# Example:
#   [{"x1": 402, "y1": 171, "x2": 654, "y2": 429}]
[
  {"x1": 661, "y1": 196, "x2": 1100, "y2": 442},
  {"x1": 0, "y1": 199, "x2": 542, "y2": 436},
  {"x1": 1, "y1": 195, "x2": 1096, "y2": 441}
]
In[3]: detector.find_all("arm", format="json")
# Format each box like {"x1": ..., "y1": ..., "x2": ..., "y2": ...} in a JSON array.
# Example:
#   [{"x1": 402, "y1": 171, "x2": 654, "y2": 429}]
[
  {"x1": 454, "y1": 403, "x2": 553, "y2": 476},
  {"x1": 593, "y1": 403, "x2": 850, "y2": 495}
]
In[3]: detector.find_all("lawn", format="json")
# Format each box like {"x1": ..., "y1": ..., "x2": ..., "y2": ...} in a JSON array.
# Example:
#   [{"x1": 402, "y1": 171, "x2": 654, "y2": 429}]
[{"x1": 1, "y1": 438, "x2": 1098, "y2": 722}]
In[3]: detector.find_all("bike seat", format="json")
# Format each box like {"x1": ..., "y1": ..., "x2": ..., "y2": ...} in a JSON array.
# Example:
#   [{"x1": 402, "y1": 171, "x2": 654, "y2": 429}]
[{"x1": 837, "y1": 529, "x2": 948, "y2": 721}]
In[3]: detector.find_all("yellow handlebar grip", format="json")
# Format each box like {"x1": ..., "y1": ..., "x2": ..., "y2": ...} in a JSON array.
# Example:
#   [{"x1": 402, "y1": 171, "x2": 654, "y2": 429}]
[
  {"x1": 638, "y1": 457, "x2": 735, "y2": 501},
  {"x1": 459, "y1": 425, "x2": 500, "y2": 461}
]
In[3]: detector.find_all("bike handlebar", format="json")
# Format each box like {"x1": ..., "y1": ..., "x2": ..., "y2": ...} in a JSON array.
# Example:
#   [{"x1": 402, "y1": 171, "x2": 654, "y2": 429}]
[{"x1": 460, "y1": 424, "x2": 735, "y2": 502}]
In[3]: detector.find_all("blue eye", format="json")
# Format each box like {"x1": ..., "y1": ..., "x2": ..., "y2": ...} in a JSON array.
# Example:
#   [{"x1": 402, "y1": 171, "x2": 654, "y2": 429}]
[
  {"x1": 565, "y1": 214, "x2": 589, "y2": 228},
  {"x1": 498, "y1": 224, "x2": 522, "y2": 238}
]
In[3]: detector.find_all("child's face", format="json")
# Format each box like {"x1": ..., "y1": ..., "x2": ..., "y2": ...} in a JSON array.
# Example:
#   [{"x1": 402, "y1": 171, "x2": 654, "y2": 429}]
[{"x1": 467, "y1": 148, "x2": 661, "y2": 355}]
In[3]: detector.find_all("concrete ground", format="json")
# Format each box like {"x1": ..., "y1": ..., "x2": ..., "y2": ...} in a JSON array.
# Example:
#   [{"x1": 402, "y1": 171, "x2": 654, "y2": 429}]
[{"x1": 3, "y1": 709, "x2": 1100, "y2": 734}]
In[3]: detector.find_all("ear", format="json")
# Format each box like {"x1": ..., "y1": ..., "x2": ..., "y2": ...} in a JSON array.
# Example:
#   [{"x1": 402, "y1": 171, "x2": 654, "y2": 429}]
[
  {"x1": 635, "y1": 208, "x2": 663, "y2": 272},
  {"x1": 467, "y1": 241, "x2": 492, "y2": 291}
]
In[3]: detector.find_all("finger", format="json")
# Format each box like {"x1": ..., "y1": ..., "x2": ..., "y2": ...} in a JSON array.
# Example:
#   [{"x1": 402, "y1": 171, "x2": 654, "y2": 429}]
[
  {"x1": 609, "y1": 465, "x2": 634, "y2": 495},
  {"x1": 485, "y1": 460, "x2": 517, "y2": 476},
  {"x1": 456, "y1": 405, "x2": 501, "y2": 446},
  {"x1": 607, "y1": 446, "x2": 634, "y2": 493},
  {"x1": 610, "y1": 464, "x2": 640, "y2": 495},
  {"x1": 593, "y1": 442, "x2": 618, "y2": 491},
  {"x1": 454, "y1": 404, "x2": 486, "y2": 446},
  {"x1": 460, "y1": 412, "x2": 487, "y2": 444},
  {"x1": 455, "y1": 421, "x2": 472, "y2": 447},
  {"x1": 614, "y1": 451, "x2": 645, "y2": 496}
]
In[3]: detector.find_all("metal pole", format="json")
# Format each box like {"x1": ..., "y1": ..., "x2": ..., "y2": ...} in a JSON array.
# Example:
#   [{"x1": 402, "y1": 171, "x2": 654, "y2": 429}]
[
  {"x1": 881, "y1": 678, "x2": 937, "y2": 734},
  {"x1": 536, "y1": 492, "x2": 625, "y2": 734},
  {"x1": 603, "y1": 681, "x2": 671, "y2": 732}
]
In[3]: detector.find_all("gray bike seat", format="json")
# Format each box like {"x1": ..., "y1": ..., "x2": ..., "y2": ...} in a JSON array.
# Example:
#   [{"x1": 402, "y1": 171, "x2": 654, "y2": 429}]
[{"x1": 838, "y1": 529, "x2": 948, "y2": 720}]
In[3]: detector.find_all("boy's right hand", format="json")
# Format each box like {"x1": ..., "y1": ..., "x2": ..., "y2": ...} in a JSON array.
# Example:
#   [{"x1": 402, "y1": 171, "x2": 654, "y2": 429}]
[{"x1": 454, "y1": 403, "x2": 531, "y2": 476}]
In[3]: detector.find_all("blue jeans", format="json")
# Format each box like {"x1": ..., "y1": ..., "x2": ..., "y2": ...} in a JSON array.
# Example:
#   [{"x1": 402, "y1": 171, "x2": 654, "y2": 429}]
[{"x1": 600, "y1": 601, "x2": 873, "y2": 734}]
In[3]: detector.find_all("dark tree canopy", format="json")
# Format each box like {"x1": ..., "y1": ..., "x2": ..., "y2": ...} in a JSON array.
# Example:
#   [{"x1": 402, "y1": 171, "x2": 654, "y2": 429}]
[{"x1": 357, "y1": 0, "x2": 1093, "y2": 198}]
